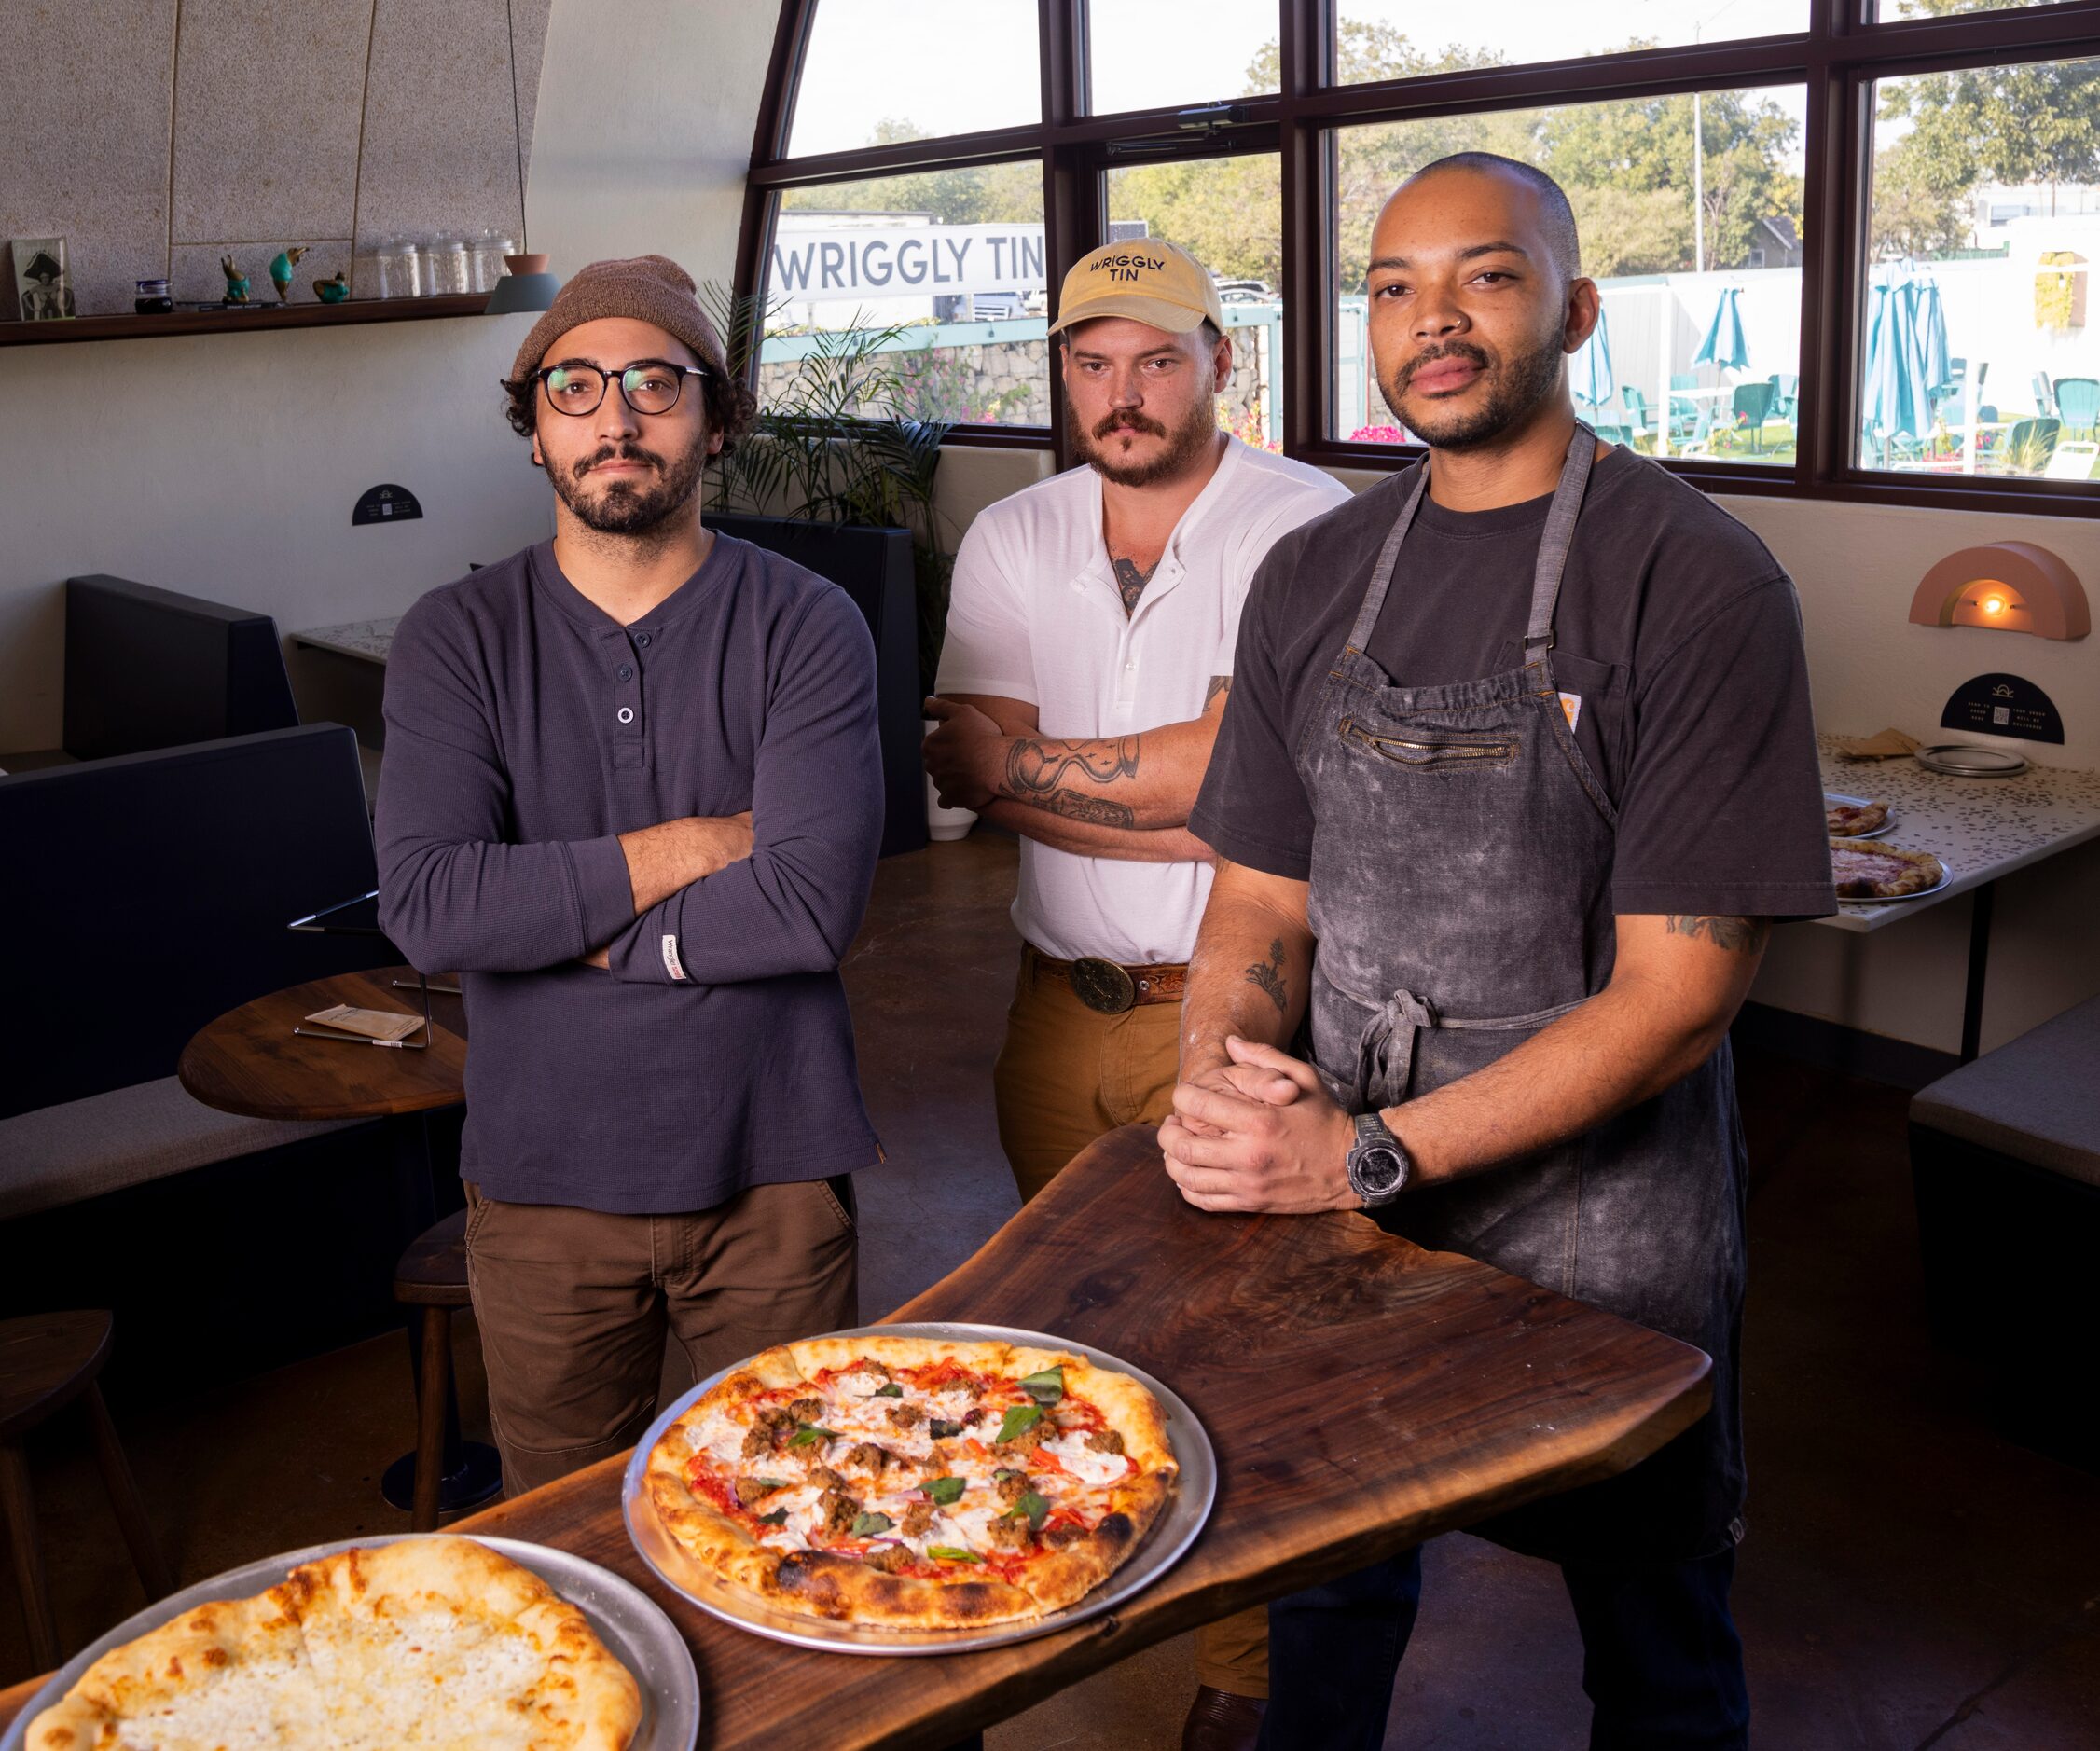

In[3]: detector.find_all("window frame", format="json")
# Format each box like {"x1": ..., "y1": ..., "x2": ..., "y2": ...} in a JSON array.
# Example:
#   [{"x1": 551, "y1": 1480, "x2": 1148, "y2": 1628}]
[{"x1": 737, "y1": 0, "x2": 2100, "y2": 510}]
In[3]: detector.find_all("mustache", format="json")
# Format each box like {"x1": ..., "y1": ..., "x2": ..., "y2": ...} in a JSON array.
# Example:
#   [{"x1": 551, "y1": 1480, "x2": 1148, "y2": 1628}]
[
  {"x1": 1397, "y1": 342, "x2": 1492, "y2": 393},
  {"x1": 1093, "y1": 410, "x2": 1167, "y2": 439},
  {"x1": 574, "y1": 443, "x2": 664, "y2": 481}
]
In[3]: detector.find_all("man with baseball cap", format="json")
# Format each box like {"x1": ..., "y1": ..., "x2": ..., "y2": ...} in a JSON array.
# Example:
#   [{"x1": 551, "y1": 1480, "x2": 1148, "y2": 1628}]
[
  {"x1": 378, "y1": 254, "x2": 884, "y2": 1496},
  {"x1": 922, "y1": 239, "x2": 1347, "y2": 1744}
]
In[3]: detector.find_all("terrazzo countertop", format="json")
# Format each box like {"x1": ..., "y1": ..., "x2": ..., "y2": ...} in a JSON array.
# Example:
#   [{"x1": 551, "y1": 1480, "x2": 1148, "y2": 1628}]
[
  {"x1": 291, "y1": 617, "x2": 399, "y2": 664},
  {"x1": 1816, "y1": 735, "x2": 2100, "y2": 933}
]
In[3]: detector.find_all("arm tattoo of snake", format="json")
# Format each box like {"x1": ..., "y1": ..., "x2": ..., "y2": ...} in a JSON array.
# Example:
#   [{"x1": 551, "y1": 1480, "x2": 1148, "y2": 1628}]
[{"x1": 1005, "y1": 736, "x2": 1140, "y2": 800}]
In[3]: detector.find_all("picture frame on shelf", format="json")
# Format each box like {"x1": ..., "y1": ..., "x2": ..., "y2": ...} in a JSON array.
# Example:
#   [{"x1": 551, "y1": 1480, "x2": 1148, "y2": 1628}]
[{"x1": 11, "y1": 236, "x2": 76, "y2": 321}]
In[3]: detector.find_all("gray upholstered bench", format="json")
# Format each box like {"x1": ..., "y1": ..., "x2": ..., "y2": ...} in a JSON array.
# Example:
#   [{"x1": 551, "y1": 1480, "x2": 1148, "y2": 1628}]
[
  {"x1": 0, "y1": 1078, "x2": 363, "y2": 1222},
  {"x1": 1910, "y1": 995, "x2": 2100, "y2": 1469}
]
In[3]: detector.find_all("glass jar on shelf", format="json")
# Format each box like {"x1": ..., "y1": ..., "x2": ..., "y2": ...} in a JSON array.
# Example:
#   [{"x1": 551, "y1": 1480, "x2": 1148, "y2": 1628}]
[
  {"x1": 472, "y1": 228, "x2": 516, "y2": 293},
  {"x1": 424, "y1": 233, "x2": 472, "y2": 296},
  {"x1": 373, "y1": 236, "x2": 421, "y2": 299}
]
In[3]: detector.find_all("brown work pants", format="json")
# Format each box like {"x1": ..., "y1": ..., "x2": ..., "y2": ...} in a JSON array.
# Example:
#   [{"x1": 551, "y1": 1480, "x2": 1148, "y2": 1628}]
[
  {"x1": 992, "y1": 944, "x2": 1270, "y2": 1696},
  {"x1": 463, "y1": 1177, "x2": 858, "y2": 1496}
]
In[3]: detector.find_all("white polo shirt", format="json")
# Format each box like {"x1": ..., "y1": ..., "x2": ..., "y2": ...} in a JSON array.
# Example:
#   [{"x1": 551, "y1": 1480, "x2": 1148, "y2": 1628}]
[{"x1": 937, "y1": 437, "x2": 1352, "y2": 965}]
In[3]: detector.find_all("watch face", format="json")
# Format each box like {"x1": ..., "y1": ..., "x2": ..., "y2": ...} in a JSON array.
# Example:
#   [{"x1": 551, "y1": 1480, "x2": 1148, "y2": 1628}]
[{"x1": 1355, "y1": 1145, "x2": 1405, "y2": 1193}]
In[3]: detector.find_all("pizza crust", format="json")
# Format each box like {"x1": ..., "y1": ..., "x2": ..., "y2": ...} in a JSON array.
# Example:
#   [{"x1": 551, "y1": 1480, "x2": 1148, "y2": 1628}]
[
  {"x1": 644, "y1": 1335, "x2": 1179, "y2": 1632},
  {"x1": 1825, "y1": 796, "x2": 1890, "y2": 836},
  {"x1": 25, "y1": 1538, "x2": 641, "y2": 1751},
  {"x1": 1829, "y1": 838, "x2": 1945, "y2": 899}
]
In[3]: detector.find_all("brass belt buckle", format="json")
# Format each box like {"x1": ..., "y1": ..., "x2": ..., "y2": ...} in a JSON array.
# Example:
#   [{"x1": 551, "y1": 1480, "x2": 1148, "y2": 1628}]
[{"x1": 1070, "y1": 957, "x2": 1137, "y2": 1014}]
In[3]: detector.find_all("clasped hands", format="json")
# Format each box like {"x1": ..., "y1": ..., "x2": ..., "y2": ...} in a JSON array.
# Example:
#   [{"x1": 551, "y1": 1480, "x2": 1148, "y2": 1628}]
[
  {"x1": 921, "y1": 696, "x2": 1005, "y2": 812},
  {"x1": 1160, "y1": 1036, "x2": 1362, "y2": 1214}
]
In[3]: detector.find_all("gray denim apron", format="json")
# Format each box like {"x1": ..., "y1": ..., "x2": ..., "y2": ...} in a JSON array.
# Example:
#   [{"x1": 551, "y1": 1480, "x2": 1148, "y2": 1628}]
[{"x1": 1298, "y1": 425, "x2": 1747, "y2": 1567}]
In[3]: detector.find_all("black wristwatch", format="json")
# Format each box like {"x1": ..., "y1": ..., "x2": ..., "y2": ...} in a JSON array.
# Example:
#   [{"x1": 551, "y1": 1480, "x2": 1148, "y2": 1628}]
[{"x1": 1346, "y1": 1110, "x2": 1411, "y2": 1207}]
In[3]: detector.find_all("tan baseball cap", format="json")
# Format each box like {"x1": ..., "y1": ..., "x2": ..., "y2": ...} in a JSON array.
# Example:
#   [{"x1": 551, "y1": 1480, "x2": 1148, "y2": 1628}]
[{"x1": 1048, "y1": 238, "x2": 1225, "y2": 338}]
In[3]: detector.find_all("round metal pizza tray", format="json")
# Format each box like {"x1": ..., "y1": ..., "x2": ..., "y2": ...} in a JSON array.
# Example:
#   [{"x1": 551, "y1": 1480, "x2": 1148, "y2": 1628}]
[
  {"x1": 1824, "y1": 791, "x2": 1895, "y2": 839},
  {"x1": 1916, "y1": 743, "x2": 2027, "y2": 778},
  {"x1": 0, "y1": 1533, "x2": 698, "y2": 1751},
  {"x1": 621, "y1": 1320, "x2": 1218, "y2": 1656},
  {"x1": 1830, "y1": 841, "x2": 1955, "y2": 906}
]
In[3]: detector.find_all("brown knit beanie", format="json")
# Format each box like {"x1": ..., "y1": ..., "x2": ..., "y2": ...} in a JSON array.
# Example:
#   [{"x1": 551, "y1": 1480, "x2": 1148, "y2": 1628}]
[{"x1": 509, "y1": 254, "x2": 727, "y2": 381}]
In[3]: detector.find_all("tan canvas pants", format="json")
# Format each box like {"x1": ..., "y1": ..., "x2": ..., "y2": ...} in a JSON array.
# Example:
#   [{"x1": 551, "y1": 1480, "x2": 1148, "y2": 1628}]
[
  {"x1": 992, "y1": 944, "x2": 1270, "y2": 1696},
  {"x1": 463, "y1": 1177, "x2": 858, "y2": 1496}
]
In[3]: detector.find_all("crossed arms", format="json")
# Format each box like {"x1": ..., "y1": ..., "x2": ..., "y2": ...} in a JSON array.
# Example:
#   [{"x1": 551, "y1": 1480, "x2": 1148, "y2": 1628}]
[
  {"x1": 1160, "y1": 857, "x2": 1771, "y2": 1213},
  {"x1": 920, "y1": 682, "x2": 1228, "y2": 864}
]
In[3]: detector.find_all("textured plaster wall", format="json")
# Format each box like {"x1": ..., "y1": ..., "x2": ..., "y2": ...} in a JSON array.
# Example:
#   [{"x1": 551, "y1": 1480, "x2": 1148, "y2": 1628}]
[{"x1": 1, "y1": 0, "x2": 553, "y2": 315}]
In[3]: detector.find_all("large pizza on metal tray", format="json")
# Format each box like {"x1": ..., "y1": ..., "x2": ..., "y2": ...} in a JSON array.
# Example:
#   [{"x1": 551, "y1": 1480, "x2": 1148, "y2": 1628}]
[{"x1": 643, "y1": 1335, "x2": 1178, "y2": 1629}]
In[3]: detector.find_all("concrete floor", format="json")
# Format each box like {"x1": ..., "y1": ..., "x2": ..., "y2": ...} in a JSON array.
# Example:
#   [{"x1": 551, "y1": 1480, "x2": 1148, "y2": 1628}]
[{"x1": 7, "y1": 832, "x2": 2096, "y2": 1746}]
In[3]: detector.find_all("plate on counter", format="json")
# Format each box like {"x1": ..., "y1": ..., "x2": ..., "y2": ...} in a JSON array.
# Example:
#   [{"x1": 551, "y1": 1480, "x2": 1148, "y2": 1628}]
[
  {"x1": 622, "y1": 1320, "x2": 1216, "y2": 1656},
  {"x1": 1824, "y1": 792, "x2": 1895, "y2": 839},
  {"x1": 0, "y1": 1534, "x2": 698, "y2": 1751},
  {"x1": 1830, "y1": 839, "x2": 1953, "y2": 905}
]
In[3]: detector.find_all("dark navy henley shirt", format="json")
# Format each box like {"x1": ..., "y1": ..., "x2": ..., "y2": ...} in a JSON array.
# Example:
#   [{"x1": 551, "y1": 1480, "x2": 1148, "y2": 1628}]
[{"x1": 376, "y1": 534, "x2": 884, "y2": 1212}]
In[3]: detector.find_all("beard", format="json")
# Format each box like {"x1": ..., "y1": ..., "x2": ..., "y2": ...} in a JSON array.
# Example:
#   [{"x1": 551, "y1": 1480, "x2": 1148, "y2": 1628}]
[
  {"x1": 545, "y1": 429, "x2": 709, "y2": 539},
  {"x1": 1380, "y1": 319, "x2": 1567, "y2": 452},
  {"x1": 1068, "y1": 393, "x2": 1218, "y2": 488}
]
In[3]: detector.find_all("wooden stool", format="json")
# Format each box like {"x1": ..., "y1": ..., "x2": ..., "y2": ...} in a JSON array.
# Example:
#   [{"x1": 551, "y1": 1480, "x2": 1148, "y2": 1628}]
[
  {"x1": 386, "y1": 1210, "x2": 502, "y2": 1529},
  {"x1": 1, "y1": 1311, "x2": 173, "y2": 1668}
]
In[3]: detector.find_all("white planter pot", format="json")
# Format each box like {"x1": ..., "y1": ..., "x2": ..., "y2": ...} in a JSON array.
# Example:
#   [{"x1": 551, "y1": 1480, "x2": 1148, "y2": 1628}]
[{"x1": 923, "y1": 717, "x2": 978, "y2": 842}]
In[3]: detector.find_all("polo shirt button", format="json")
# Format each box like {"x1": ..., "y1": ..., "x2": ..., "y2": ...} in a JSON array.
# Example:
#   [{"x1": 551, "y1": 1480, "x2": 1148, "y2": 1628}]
[
  {"x1": 618, "y1": 664, "x2": 634, "y2": 681},
  {"x1": 635, "y1": 633, "x2": 653, "y2": 648},
  {"x1": 616, "y1": 707, "x2": 634, "y2": 724}
]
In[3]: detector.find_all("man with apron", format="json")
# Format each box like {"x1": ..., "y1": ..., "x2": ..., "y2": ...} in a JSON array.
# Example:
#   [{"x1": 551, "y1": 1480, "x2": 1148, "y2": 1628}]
[{"x1": 1165, "y1": 155, "x2": 1834, "y2": 1748}]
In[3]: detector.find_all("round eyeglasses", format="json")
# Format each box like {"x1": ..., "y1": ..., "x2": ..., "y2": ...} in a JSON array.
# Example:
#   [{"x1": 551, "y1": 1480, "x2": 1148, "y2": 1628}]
[{"x1": 535, "y1": 359, "x2": 709, "y2": 418}]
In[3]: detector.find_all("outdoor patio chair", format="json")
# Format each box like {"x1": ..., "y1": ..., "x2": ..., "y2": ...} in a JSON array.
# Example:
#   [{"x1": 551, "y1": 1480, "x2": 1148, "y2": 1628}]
[
  {"x1": 1732, "y1": 380, "x2": 1778, "y2": 454},
  {"x1": 2000, "y1": 416, "x2": 2062, "y2": 476},
  {"x1": 1769, "y1": 374, "x2": 1801, "y2": 431},
  {"x1": 2031, "y1": 371, "x2": 2056, "y2": 417},
  {"x1": 1620, "y1": 387, "x2": 1658, "y2": 446},
  {"x1": 2051, "y1": 378, "x2": 2098, "y2": 441}
]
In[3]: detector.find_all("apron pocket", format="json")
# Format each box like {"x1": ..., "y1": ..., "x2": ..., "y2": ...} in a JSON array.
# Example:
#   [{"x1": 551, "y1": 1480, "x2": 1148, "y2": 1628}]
[{"x1": 1339, "y1": 719, "x2": 1516, "y2": 771}]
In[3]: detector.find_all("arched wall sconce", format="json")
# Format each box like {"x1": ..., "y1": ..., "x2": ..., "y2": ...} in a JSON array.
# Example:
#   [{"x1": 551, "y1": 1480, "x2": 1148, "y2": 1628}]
[{"x1": 1907, "y1": 542, "x2": 2089, "y2": 641}]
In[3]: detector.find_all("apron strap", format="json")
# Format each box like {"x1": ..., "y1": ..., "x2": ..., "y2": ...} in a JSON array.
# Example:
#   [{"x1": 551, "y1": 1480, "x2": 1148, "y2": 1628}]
[
  {"x1": 1344, "y1": 462, "x2": 1430, "y2": 653},
  {"x1": 1322, "y1": 962, "x2": 1590, "y2": 1110},
  {"x1": 1521, "y1": 422, "x2": 1597, "y2": 662}
]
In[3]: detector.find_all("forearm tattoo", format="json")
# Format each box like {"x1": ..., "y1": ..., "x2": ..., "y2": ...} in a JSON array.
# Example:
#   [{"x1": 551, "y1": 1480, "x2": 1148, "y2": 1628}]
[
  {"x1": 1112, "y1": 556, "x2": 1158, "y2": 616},
  {"x1": 1665, "y1": 915, "x2": 1772, "y2": 954},
  {"x1": 1042, "y1": 788, "x2": 1137, "y2": 827},
  {"x1": 1245, "y1": 936, "x2": 1288, "y2": 1013},
  {"x1": 1205, "y1": 674, "x2": 1232, "y2": 710},
  {"x1": 1005, "y1": 736, "x2": 1140, "y2": 800}
]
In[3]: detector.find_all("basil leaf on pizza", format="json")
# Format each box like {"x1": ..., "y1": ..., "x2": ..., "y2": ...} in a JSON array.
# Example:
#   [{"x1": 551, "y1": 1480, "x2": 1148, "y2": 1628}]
[{"x1": 642, "y1": 1335, "x2": 1178, "y2": 1629}]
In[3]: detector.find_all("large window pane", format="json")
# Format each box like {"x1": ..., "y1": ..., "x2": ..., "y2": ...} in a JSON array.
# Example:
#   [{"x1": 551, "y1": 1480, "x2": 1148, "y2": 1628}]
[
  {"x1": 1106, "y1": 155, "x2": 1284, "y2": 450},
  {"x1": 769, "y1": 168, "x2": 1049, "y2": 426},
  {"x1": 1088, "y1": 0, "x2": 1278, "y2": 117},
  {"x1": 1333, "y1": 2, "x2": 1806, "y2": 82},
  {"x1": 1331, "y1": 84, "x2": 1807, "y2": 470},
  {"x1": 1872, "y1": 1, "x2": 2088, "y2": 16},
  {"x1": 1862, "y1": 54, "x2": 2100, "y2": 479},
  {"x1": 786, "y1": 0, "x2": 1040, "y2": 159}
]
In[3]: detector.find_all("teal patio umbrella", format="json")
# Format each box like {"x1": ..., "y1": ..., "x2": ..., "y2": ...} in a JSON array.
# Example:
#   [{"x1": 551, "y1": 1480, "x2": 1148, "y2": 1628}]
[
  {"x1": 1695, "y1": 285, "x2": 1749, "y2": 370},
  {"x1": 1570, "y1": 307, "x2": 1615, "y2": 418},
  {"x1": 1862, "y1": 260, "x2": 1942, "y2": 460}
]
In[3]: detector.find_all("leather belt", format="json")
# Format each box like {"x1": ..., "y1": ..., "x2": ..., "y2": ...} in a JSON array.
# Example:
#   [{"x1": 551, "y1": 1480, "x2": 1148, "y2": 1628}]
[{"x1": 1026, "y1": 944, "x2": 1188, "y2": 1013}]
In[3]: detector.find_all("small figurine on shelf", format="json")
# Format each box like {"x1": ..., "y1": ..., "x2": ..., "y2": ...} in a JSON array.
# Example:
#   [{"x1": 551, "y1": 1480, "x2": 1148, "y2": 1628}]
[
  {"x1": 220, "y1": 255, "x2": 251, "y2": 303},
  {"x1": 313, "y1": 270, "x2": 350, "y2": 304},
  {"x1": 269, "y1": 245, "x2": 308, "y2": 303}
]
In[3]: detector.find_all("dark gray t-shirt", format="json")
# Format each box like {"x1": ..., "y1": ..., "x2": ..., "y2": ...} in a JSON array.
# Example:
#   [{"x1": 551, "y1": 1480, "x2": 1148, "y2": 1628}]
[{"x1": 1192, "y1": 447, "x2": 1837, "y2": 920}]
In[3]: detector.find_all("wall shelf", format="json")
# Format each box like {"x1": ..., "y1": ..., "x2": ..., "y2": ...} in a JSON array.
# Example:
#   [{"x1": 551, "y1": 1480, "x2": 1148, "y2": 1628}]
[{"x1": 0, "y1": 294, "x2": 491, "y2": 348}]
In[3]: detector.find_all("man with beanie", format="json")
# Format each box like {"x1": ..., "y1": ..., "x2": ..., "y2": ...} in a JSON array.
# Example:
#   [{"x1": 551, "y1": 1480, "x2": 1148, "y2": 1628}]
[{"x1": 378, "y1": 255, "x2": 883, "y2": 1496}]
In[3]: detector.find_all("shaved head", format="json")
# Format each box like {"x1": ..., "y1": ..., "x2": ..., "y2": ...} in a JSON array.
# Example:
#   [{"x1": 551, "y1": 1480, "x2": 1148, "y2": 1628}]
[{"x1": 1407, "y1": 153, "x2": 1582, "y2": 286}]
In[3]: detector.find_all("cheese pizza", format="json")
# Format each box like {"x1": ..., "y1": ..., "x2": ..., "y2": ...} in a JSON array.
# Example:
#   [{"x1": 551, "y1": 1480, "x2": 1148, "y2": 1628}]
[
  {"x1": 26, "y1": 1537, "x2": 640, "y2": 1751},
  {"x1": 642, "y1": 1335, "x2": 1177, "y2": 1630},
  {"x1": 1830, "y1": 838, "x2": 1945, "y2": 900}
]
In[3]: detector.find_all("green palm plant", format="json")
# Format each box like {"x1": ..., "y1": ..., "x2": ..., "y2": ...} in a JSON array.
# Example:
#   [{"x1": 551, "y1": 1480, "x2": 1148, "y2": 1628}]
[{"x1": 701, "y1": 283, "x2": 958, "y2": 694}]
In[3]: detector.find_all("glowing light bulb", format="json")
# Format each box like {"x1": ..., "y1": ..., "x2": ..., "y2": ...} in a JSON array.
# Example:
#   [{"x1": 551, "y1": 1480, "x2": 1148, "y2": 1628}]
[{"x1": 1982, "y1": 594, "x2": 2006, "y2": 616}]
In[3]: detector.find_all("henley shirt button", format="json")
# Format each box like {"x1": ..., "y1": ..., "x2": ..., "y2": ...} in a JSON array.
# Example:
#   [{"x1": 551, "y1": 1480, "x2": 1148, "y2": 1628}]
[
  {"x1": 618, "y1": 664, "x2": 634, "y2": 681},
  {"x1": 616, "y1": 707, "x2": 635, "y2": 724},
  {"x1": 635, "y1": 633, "x2": 653, "y2": 648}
]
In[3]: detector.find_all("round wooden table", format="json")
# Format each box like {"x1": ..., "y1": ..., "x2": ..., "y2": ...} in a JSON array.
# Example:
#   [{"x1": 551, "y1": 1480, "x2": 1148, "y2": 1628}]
[
  {"x1": 178, "y1": 966, "x2": 498, "y2": 1518},
  {"x1": 177, "y1": 964, "x2": 468, "y2": 1121}
]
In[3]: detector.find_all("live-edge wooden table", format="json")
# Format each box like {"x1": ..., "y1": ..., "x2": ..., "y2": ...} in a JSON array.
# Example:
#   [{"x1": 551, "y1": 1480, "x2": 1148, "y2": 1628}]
[{"x1": 0, "y1": 1126, "x2": 1709, "y2": 1745}]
